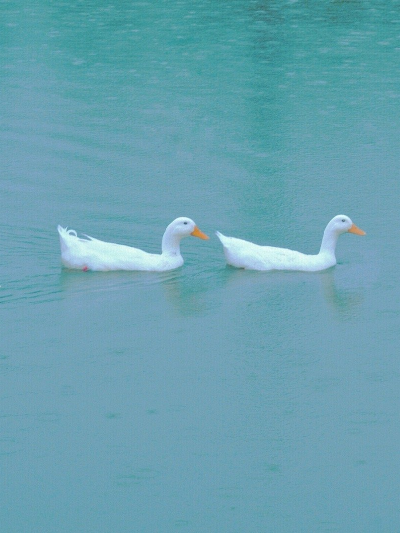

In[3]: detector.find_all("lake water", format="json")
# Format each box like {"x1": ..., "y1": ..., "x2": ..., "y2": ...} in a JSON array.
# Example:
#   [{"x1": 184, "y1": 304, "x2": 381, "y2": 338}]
[{"x1": 1, "y1": 1, "x2": 400, "y2": 531}]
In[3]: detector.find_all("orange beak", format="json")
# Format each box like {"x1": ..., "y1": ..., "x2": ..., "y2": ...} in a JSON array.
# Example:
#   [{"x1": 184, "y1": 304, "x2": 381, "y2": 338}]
[
  {"x1": 191, "y1": 226, "x2": 209, "y2": 240},
  {"x1": 348, "y1": 223, "x2": 366, "y2": 236}
]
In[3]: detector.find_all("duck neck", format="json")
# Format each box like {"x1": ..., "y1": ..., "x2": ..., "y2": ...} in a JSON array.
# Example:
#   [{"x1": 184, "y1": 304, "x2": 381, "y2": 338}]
[
  {"x1": 161, "y1": 227, "x2": 182, "y2": 256},
  {"x1": 319, "y1": 226, "x2": 339, "y2": 257}
]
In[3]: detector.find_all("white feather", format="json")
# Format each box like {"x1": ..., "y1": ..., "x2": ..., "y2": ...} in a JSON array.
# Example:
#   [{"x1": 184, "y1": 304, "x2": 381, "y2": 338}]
[
  {"x1": 57, "y1": 218, "x2": 209, "y2": 272},
  {"x1": 216, "y1": 215, "x2": 365, "y2": 272}
]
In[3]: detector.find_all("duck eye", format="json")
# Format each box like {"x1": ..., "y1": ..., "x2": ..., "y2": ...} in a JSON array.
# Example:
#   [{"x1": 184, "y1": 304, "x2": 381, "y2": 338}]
[
  {"x1": 341, "y1": 219, "x2": 345, "y2": 222},
  {"x1": 183, "y1": 221, "x2": 188, "y2": 225}
]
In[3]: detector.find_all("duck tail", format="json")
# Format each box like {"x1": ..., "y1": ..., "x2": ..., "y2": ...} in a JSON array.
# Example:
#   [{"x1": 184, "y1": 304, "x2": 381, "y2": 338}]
[
  {"x1": 57, "y1": 225, "x2": 79, "y2": 252},
  {"x1": 215, "y1": 231, "x2": 225, "y2": 243},
  {"x1": 58, "y1": 225, "x2": 79, "y2": 236}
]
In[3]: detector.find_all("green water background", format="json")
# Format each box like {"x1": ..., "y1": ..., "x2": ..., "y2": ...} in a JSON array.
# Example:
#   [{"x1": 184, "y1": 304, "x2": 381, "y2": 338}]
[{"x1": 1, "y1": 1, "x2": 400, "y2": 531}]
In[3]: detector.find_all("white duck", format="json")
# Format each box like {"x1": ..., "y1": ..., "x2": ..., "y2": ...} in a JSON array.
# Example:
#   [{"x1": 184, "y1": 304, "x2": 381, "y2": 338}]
[
  {"x1": 58, "y1": 217, "x2": 209, "y2": 271},
  {"x1": 216, "y1": 215, "x2": 365, "y2": 272}
]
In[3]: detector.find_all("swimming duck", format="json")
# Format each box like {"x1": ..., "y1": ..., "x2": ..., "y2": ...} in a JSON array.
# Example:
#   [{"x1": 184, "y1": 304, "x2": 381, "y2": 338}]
[
  {"x1": 216, "y1": 215, "x2": 365, "y2": 272},
  {"x1": 58, "y1": 217, "x2": 209, "y2": 271}
]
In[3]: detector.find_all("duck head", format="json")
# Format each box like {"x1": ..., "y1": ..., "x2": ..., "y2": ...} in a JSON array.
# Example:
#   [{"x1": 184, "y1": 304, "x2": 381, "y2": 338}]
[
  {"x1": 167, "y1": 217, "x2": 209, "y2": 240},
  {"x1": 328, "y1": 215, "x2": 366, "y2": 236}
]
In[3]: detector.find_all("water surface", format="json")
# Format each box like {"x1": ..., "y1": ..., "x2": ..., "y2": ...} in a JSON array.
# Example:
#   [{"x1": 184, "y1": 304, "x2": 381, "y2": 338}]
[{"x1": 1, "y1": 1, "x2": 400, "y2": 531}]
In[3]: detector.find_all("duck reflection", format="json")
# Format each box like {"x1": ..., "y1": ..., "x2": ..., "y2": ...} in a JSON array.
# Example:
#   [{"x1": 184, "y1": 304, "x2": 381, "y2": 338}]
[
  {"x1": 58, "y1": 268, "x2": 172, "y2": 296},
  {"x1": 160, "y1": 266, "x2": 218, "y2": 316},
  {"x1": 57, "y1": 261, "x2": 364, "y2": 319},
  {"x1": 319, "y1": 267, "x2": 364, "y2": 319},
  {"x1": 58, "y1": 266, "x2": 214, "y2": 316},
  {"x1": 217, "y1": 264, "x2": 364, "y2": 320}
]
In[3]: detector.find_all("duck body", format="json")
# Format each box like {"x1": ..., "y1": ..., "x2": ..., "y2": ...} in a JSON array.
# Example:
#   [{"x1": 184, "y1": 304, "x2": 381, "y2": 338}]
[
  {"x1": 215, "y1": 235, "x2": 334, "y2": 272},
  {"x1": 58, "y1": 217, "x2": 209, "y2": 272},
  {"x1": 216, "y1": 215, "x2": 365, "y2": 272}
]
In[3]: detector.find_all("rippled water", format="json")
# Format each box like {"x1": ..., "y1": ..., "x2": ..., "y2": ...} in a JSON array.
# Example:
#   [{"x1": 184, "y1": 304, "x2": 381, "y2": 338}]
[{"x1": 2, "y1": 1, "x2": 400, "y2": 531}]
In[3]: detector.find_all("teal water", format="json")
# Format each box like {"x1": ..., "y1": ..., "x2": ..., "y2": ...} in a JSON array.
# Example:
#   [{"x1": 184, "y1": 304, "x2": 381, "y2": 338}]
[{"x1": 1, "y1": 1, "x2": 400, "y2": 531}]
